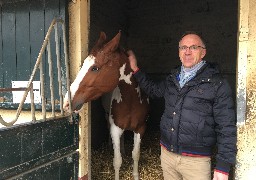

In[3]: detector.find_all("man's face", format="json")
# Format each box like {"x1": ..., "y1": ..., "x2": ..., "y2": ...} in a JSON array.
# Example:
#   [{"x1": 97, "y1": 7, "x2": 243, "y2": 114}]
[{"x1": 179, "y1": 34, "x2": 206, "y2": 68}]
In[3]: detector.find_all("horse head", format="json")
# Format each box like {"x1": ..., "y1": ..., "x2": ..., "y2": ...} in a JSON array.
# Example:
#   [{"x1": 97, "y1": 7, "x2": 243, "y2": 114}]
[{"x1": 64, "y1": 31, "x2": 129, "y2": 112}]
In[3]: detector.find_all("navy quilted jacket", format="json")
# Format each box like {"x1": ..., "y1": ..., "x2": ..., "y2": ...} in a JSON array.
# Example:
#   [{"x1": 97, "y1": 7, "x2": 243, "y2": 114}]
[{"x1": 134, "y1": 62, "x2": 237, "y2": 173}]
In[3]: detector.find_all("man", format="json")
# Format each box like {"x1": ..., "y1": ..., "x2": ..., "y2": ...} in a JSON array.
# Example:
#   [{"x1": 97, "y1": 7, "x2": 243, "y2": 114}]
[{"x1": 127, "y1": 31, "x2": 237, "y2": 180}]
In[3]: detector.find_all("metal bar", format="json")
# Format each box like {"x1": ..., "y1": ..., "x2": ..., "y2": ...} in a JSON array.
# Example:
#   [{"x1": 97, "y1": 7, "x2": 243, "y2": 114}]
[
  {"x1": 40, "y1": 60, "x2": 46, "y2": 120},
  {"x1": 0, "y1": 19, "x2": 57, "y2": 126},
  {"x1": 0, "y1": 88, "x2": 28, "y2": 92},
  {"x1": 30, "y1": 83, "x2": 36, "y2": 122},
  {"x1": 55, "y1": 24, "x2": 64, "y2": 115},
  {"x1": 62, "y1": 21, "x2": 73, "y2": 123},
  {"x1": 0, "y1": 18, "x2": 72, "y2": 127},
  {"x1": 47, "y1": 41, "x2": 55, "y2": 117}
]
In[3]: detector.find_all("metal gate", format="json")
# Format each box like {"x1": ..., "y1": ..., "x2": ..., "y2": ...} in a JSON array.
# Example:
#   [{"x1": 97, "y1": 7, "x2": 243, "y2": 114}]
[
  {"x1": 0, "y1": 116, "x2": 78, "y2": 180},
  {"x1": 0, "y1": 18, "x2": 78, "y2": 179}
]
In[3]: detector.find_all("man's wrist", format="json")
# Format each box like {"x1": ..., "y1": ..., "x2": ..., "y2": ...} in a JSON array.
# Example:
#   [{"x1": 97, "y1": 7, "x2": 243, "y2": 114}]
[
  {"x1": 133, "y1": 67, "x2": 140, "y2": 74},
  {"x1": 214, "y1": 169, "x2": 229, "y2": 176}
]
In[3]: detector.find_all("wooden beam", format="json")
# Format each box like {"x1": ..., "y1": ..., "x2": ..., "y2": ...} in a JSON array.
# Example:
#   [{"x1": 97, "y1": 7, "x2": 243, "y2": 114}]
[
  {"x1": 68, "y1": 0, "x2": 91, "y2": 179},
  {"x1": 237, "y1": 0, "x2": 249, "y2": 125}
]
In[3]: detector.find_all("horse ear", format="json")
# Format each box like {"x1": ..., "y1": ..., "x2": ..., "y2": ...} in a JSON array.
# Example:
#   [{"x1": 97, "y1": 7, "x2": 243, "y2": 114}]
[
  {"x1": 104, "y1": 31, "x2": 121, "y2": 53},
  {"x1": 98, "y1": 31, "x2": 107, "y2": 44},
  {"x1": 90, "y1": 31, "x2": 107, "y2": 55}
]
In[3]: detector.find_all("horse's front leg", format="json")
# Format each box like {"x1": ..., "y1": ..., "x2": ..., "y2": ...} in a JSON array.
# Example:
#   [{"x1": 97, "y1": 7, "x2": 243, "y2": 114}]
[
  {"x1": 110, "y1": 123, "x2": 124, "y2": 180},
  {"x1": 132, "y1": 132, "x2": 141, "y2": 180}
]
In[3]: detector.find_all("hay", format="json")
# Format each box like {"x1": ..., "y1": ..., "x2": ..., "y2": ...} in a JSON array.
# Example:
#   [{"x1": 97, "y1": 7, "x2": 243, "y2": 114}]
[{"x1": 91, "y1": 131, "x2": 164, "y2": 180}]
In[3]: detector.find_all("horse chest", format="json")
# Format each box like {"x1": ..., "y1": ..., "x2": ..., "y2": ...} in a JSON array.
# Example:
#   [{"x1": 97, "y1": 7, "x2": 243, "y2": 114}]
[{"x1": 107, "y1": 86, "x2": 146, "y2": 131}]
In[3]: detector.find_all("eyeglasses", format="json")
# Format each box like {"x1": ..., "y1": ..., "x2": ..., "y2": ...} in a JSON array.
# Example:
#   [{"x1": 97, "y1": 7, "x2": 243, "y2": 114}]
[{"x1": 179, "y1": 45, "x2": 206, "y2": 51}]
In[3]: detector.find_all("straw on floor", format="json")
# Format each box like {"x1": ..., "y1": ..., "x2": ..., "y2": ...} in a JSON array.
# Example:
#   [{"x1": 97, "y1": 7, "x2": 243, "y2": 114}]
[{"x1": 91, "y1": 130, "x2": 164, "y2": 180}]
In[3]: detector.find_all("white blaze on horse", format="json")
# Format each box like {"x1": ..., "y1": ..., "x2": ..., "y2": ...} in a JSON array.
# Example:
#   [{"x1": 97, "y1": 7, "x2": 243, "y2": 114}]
[{"x1": 63, "y1": 31, "x2": 149, "y2": 180}]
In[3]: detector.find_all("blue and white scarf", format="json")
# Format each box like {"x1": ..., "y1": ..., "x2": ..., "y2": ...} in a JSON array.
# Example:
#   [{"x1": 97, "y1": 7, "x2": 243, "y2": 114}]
[{"x1": 179, "y1": 60, "x2": 206, "y2": 88}]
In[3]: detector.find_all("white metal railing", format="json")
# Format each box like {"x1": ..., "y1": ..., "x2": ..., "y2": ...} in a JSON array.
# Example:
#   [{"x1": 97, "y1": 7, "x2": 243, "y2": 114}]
[{"x1": 0, "y1": 18, "x2": 72, "y2": 127}]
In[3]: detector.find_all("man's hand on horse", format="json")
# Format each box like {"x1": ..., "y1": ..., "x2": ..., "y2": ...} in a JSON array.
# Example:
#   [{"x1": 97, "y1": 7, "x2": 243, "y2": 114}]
[{"x1": 127, "y1": 50, "x2": 139, "y2": 72}]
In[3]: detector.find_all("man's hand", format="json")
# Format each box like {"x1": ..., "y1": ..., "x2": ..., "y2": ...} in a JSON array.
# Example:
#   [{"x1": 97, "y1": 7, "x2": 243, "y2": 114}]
[
  {"x1": 213, "y1": 171, "x2": 229, "y2": 180},
  {"x1": 127, "y1": 50, "x2": 139, "y2": 72}
]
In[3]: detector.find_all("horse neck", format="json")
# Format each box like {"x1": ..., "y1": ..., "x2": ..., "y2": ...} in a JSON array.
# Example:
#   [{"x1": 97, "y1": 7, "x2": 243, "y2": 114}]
[
  {"x1": 112, "y1": 50, "x2": 138, "y2": 92},
  {"x1": 117, "y1": 61, "x2": 139, "y2": 95}
]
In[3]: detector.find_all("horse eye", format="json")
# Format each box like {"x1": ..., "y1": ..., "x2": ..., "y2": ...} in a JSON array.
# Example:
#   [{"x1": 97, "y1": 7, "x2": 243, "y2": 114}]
[{"x1": 91, "y1": 66, "x2": 99, "y2": 72}]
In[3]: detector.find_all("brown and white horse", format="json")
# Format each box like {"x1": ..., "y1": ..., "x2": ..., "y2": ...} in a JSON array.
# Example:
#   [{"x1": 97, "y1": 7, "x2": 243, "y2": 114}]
[{"x1": 63, "y1": 31, "x2": 149, "y2": 180}]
